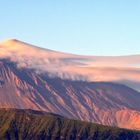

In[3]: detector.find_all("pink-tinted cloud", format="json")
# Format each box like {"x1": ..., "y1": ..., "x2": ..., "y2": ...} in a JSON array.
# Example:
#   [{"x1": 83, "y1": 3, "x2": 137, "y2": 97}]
[{"x1": 0, "y1": 39, "x2": 140, "y2": 91}]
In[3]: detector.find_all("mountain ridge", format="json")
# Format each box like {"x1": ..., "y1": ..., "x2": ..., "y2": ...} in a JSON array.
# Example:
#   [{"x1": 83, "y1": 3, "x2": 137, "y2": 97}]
[
  {"x1": 1, "y1": 39, "x2": 140, "y2": 57},
  {"x1": 0, "y1": 108, "x2": 139, "y2": 140}
]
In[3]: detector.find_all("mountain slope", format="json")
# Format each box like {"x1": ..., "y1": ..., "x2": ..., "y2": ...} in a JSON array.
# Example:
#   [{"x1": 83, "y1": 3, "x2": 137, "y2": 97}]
[
  {"x1": 0, "y1": 59, "x2": 140, "y2": 130},
  {"x1": 0, "y1": 109, "x2": 140, "y2": 140}
]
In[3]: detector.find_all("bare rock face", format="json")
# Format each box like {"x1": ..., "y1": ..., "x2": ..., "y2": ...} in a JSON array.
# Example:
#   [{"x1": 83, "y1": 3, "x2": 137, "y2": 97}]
[{"x1": 0, "y1": 39, "x2": 140, "y2": 130}]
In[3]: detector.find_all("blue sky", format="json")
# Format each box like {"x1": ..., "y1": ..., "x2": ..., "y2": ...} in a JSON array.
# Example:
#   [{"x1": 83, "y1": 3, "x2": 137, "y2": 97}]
[{"x1": 0, "y1": 0, "x2": 140, "y2": 56}]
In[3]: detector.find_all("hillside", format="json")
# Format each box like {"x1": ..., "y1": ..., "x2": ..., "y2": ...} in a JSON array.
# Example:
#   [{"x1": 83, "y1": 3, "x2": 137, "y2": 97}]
[
  {"x1": 0, "y1": 59, "x2": 140, "y2": 130},
  {"x1": 0, "y1": 109, "x2": 140, "y2": 140}
]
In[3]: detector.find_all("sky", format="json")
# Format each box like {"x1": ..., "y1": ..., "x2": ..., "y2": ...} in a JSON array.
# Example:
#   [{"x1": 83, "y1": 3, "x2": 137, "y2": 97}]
[{"x1": 0, "y1": 0, "x2": 140, "y2": 56}]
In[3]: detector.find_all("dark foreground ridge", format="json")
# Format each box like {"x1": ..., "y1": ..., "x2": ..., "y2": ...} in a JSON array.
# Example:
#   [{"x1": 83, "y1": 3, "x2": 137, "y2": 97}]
[{"x1": 0, "y1": 109, "x2": 139, "y2": 140}]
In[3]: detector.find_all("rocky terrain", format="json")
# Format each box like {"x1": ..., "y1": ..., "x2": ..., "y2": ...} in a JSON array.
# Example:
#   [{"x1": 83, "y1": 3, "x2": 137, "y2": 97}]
[{"x1": 0, "y1": 59, "x2": 140, "y2": 130}]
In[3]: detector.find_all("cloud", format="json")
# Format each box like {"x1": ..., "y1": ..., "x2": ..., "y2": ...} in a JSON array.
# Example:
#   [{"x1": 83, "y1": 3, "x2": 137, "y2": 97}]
[{"x1": 0, "y1": 39, "x2": 140, "y2": 91}]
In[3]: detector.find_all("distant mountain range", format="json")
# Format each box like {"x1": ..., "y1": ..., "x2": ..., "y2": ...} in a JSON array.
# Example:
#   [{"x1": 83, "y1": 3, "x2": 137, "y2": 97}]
[
  {"x1": 0, "y1": 39, "x2": 140, "y2": 130},
  {"x1": 0, "y1": 108, "x2": 139, "y2": 140}
]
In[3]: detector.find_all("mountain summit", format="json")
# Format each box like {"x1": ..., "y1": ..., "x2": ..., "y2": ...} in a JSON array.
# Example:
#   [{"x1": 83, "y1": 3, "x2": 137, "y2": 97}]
[{"x1": 0, "y1": 39, "x2": 30, "y2": 49}]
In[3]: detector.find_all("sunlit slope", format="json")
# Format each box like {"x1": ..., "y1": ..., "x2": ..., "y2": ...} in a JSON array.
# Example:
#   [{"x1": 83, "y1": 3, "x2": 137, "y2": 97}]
[{"x1": 0, "y1": 59, "x2": 140, "y2": 130}]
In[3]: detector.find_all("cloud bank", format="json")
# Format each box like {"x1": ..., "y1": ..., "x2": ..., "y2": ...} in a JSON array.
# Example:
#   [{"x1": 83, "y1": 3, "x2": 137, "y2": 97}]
[{"x1": 0, "y1": 39, "x2": 140, "y2": 91}]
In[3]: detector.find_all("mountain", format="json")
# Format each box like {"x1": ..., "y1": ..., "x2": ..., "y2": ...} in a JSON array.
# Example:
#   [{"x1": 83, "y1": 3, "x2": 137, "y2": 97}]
[
  {"x1": 0, "y1": 39, "x2": 140, "y2": 130},
  {"x1": 0, "y1": 108, "x2": 139, "y2": 140}
]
